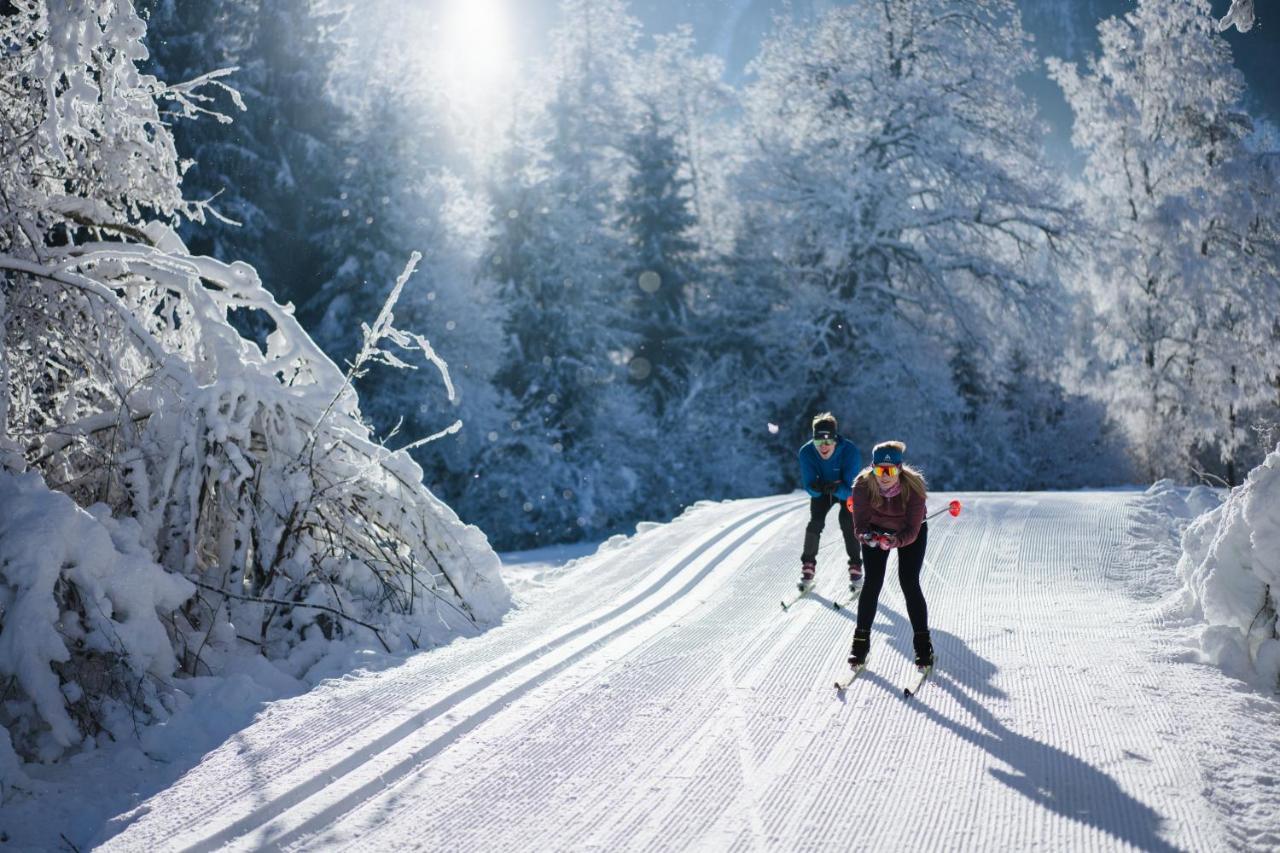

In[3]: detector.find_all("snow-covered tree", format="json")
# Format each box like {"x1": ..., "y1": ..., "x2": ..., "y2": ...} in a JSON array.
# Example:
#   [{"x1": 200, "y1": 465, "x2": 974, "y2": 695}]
[
  {"x1": 737, "y1": 0, "x2": 1075, "y2": 477},
  {"x1": 617, "y1": 104, "x2": 699, "y2": 409},
  {"x1": 0, "y1": 0, "x2": 506, "y2": 765},
  {"x1": 638, "y1": 26, "x2": 739, "y2": 255},
  {"x1": 995, "y1": 348, "x2": 1133, "y2": 488},
  {"x1": 308, "y1": 5, "x2": 507, "y2": 474},
  {"x1": 142, "y1": 0, "x2": 349, "y2": 315},
  {"x1": 1049, "y1": 0, "x2": 1279, "y2": 483},
  {"x1": 473, "y1": 0, "x2": 651, "y2": 546}
]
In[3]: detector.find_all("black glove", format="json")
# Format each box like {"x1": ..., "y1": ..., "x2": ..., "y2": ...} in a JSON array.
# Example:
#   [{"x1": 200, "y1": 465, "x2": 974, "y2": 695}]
[{"x1": 809, "y1": 479, "x2": 837, "y2": 496}]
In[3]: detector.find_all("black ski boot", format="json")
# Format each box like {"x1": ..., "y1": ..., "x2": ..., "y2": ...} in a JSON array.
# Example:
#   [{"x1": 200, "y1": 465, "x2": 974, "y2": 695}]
[
  {"x1": 848, "y1": 628, "x2": 871, "y2": 667},
  {"x1": 913, "y1": 630, "x2": 935, "y2": 669}
]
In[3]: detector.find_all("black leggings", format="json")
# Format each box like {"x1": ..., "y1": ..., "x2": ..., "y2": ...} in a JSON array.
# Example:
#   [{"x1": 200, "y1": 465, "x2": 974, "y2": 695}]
[
  {"x1": 802, "y1": 494, "x2": 859, "y2": 562},
  {"x1": 856, "y1": 522, "x2": 929, "y2": 634}
]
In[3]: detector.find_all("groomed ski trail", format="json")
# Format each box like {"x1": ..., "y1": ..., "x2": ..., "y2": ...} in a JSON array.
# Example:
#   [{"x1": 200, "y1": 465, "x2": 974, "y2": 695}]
[{"x1": 100, "y1": 492, "x2": 1276, "y2": 851}]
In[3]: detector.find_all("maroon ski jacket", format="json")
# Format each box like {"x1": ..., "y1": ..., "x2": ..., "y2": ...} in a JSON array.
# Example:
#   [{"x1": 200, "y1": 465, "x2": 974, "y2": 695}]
[{"x1": 851, "y1": 475, "x2": 927, "y2": 548}]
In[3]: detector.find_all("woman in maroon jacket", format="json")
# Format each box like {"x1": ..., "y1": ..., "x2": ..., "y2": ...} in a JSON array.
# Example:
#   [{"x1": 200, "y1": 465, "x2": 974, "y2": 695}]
[{"x1": 848, "y1": 440, "x2": 934, "y2": 670}]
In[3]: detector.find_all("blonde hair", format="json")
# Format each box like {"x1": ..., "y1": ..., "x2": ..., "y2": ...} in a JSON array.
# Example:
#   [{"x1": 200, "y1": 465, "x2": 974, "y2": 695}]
[{"x1": 857, "y1": 440, "x2": 927, "y2": 509}]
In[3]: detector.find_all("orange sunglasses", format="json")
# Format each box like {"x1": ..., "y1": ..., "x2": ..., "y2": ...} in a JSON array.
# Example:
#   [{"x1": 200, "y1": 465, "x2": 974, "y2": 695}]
[{"x1": 873, "y1": 464, "x2": 900, "y2": 478}]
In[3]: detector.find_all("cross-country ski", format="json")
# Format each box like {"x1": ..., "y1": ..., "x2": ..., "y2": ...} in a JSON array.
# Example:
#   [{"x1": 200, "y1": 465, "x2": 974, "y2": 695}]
[
  {"x1": 835, "y1": 664, "x2": 868, "y2": 692},
  {"x1": 903, "y1": 665, "x2": 934, "y2": 698},
  {"x1": 780, "y1": 581, "x2": 813, "y2": 611}
]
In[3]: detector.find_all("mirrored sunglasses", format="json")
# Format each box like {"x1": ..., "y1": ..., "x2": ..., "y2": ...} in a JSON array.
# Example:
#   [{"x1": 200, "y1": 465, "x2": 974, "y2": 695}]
[
  {"x1": 874, "y1": 464, "x2": 900, "y2": 478},
  {"x1": 814, "y1": 438, "x2": 836, "y2": 447}
]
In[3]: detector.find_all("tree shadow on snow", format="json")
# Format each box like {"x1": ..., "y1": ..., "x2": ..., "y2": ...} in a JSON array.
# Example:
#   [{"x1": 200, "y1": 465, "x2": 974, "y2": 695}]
[{"x1": 870, "y1": 607, "x2": 1180, "y2": 853}]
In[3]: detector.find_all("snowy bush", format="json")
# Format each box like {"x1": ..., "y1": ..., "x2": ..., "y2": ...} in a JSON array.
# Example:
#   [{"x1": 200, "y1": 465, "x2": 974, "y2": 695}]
[
  {"x1": 0, "y1": 469, "x2": 193, "y2": 762},
  {"x1": 0, "y1": 0, "x2": 509, "y2": 765},
  {"x1": 1177, "y1": 445, "x2": 1280, "y2": 690}
]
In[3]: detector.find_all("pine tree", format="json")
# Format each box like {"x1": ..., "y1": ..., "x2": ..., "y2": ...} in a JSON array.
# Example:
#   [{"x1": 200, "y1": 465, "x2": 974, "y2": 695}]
[
  {"x1": 472, "y1": 0, "x2": 650, "y2": 546},
  {"x1": 143, "y1": 0, "x2": 348, "y2": 313},
  {"x1": 618, "y1": 104, "x2": 699, "y2": 410}
]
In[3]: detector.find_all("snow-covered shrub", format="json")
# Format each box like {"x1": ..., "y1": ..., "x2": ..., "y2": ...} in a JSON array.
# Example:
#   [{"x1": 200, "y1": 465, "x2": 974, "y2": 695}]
[
  {"x1": 0, "y1": 0, "x2": 509, "y2": 764},
  {"x1": 1177, "y1": 446, "x2": 1280, "y2": 690},
  {"x1": 0, "y1": 469, "x2": 193, "y2": 762}
]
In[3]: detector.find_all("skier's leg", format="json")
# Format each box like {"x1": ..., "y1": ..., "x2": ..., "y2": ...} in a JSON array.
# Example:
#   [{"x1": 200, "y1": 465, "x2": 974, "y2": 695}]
[
  {"x1": 801, "y1": 495, "x2": 832, "y2": 564},
  {"x1": 836, "y1": 502, "x2": 862, "y2": 586},
  {"x1": 896, "y1": 522, "x2": 929, "y2": 631},
  {"x1": 853, "y1": 544, "x2": 889, "y2": 633},
  {"x1": 897, "y1": 522, "x2": 933, "y2": 665}
]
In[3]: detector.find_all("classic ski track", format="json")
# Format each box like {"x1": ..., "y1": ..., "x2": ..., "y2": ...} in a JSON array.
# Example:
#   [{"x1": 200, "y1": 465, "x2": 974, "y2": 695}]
[
  {"x1": 291, "y1": 512, "x2": 848, "y2": 852},
  {"x1": 109, "y1": 491, "x2": 1256, "y2": 851},
  {"x1": 259, "y1": 503, "x2": 808, "y2": 852},
  {"x1": 101, "y1": 495, "x2": 800, "y2": 852},
  {"x1": 240, "y1": 502, "x2": 803, "y2": 845},
  {"x1": 311, "y1": 522, "x2": 856, "y2": 851},
  {"x1": 315, "y1": 492, "x2": 1220, "y2": 852}
]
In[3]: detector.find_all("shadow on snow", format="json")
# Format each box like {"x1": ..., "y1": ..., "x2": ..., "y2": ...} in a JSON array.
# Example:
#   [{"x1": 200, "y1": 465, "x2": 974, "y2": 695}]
[{"x1": 866, "y1": 605, "x2": 1180, "y2": 853}]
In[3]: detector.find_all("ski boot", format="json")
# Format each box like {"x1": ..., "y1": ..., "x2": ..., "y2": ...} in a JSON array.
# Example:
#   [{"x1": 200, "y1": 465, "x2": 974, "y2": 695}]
[
  {"x1": 848, "y1": 628, "x2": 871, "y2": 667},
  {"x1": 847, "y1": 558, "x2": 863, "y2": 591},
  {"x1": 913, "y1": 630, "x2": 935, "y2": 670},
  {"x1": 798, "y1": 560, "x2": 816, "y2": 591}
]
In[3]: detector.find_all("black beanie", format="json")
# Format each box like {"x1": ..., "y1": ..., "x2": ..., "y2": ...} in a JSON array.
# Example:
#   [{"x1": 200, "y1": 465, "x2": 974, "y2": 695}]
[{"x1": 813, "y1": 419, "x2": 837, "y2": 440}]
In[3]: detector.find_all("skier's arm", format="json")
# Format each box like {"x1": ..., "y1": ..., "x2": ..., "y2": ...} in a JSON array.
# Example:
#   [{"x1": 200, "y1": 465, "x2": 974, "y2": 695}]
[
  {"x1": 798, "y1": 447, "x2": 821, "y2": 498},
  {"x1": 851, "y1": 478, "x2": 873, "y2": 537},
  {"x1": 896, "y1": 489, "x2": 927, "y2": 547},
  {"x1": 834, "y1": 443, "x2": 860, "y2": 501}
]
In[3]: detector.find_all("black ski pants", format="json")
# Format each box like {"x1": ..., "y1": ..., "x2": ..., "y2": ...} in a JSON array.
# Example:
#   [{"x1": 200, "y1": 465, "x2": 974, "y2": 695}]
[
  {"x1": 802, "y1": 494, "x2": 860, "y2": 564},
  {"x1": 855, "y1": 522, "x2": 929, "y2": 634}
]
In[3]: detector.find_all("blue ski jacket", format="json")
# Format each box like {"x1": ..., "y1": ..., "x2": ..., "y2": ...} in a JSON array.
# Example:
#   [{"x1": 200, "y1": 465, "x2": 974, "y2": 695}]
[{"x1": 798, "y1": 437, "x2": 861, "y2": 501}]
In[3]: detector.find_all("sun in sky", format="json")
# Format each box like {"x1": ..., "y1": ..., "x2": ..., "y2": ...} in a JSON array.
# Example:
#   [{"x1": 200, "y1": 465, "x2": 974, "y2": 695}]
[
  {"x1": 438, "y1": 0, "x2": 514, "y2": 105},
  {"x1": 430, "y1": 0, "x2": 517, "y2": 164}
]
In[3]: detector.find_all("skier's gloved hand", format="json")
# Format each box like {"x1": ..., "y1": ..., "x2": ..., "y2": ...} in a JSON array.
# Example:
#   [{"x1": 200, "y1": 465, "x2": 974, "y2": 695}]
[
  {"x1": 820, "y1": 480, "x2": 838, "y2": 496},
  {"x1": 879, "y1": 534, "x2": 899, "y2": 550}
]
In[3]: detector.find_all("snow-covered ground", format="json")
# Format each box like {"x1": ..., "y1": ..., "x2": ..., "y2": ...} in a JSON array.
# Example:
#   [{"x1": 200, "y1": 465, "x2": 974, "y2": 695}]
[{"x1": 5, "y1": 489, "x2": 1280, "y2": 851}]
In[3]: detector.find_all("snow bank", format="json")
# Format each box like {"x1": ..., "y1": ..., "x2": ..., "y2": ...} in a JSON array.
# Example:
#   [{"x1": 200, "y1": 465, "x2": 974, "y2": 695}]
[
  {"x1": 1117, "y1": 479, "x2": 1220, "y2": 601},
  {"x1": 1177, "y1": 446, "x2": 1280, "y2": 689}
]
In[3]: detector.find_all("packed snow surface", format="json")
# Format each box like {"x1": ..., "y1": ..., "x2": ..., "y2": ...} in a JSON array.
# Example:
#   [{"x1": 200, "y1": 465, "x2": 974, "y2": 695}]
[{"x1": 10, "y1": 490, "x2": 1280, "y2": 850}]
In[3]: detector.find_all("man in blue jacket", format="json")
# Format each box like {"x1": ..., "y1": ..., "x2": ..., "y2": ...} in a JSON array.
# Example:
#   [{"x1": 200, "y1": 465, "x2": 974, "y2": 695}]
[{"x1": 797, "y1": 412, "x2": 862, "y2": 591}]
